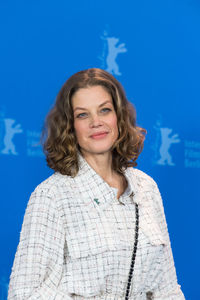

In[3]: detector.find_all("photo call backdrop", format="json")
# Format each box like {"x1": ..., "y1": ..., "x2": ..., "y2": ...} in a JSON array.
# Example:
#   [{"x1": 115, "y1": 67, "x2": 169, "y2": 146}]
[{"x1": 0, "y1": 1, "x2": 200, "y2": 299}]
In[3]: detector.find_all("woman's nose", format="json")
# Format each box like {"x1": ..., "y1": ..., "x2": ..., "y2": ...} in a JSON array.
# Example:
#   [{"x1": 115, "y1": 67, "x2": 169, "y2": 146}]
[{"x1": 89, "y1": 114, "x2": 103, "y2": 127}]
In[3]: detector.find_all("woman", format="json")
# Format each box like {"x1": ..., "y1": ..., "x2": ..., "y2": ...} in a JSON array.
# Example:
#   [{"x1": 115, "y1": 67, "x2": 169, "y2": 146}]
[{"x1": 8, "y1": 68, "x2": 185, "y2": 299}]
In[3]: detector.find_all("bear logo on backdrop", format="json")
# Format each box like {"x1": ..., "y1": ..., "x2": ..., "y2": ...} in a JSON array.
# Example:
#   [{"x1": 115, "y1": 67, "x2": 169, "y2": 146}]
[
  {"x1": 0, "y1": 118, "x2": 23, "y2": 155},
  {"x1": 152, "y1": 117, "x2": 200, "y2": 168},
  {"x1": 0, "y1": 109, "x2": 43, "y2": 158},
  {"x1": 157, "y1": 127, "x2": 180, "y2": 166},
  {"x1": 99, "y1": 29, "x2": 127, "y2": 76},
  {"x1": 105, "y1": 36, "x2": 127, "y2": 76},
  {"x1": 152, "y1": 118, "x2": 180, "y2": 166},
  {"x1": 157, "y1": 128, "x2": 180, "y2": 166}
]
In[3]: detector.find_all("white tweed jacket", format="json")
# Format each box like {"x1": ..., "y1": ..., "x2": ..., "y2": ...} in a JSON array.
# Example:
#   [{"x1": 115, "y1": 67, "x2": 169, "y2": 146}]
[{"x1": 8, "y1": 154, "x2": 185, "y2": 300}]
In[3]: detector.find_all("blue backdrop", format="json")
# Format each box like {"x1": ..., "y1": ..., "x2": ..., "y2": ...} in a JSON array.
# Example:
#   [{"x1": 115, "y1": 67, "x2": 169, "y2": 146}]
[{"x1": 1, "y1": 1, "x2": 199, "y2": 299}]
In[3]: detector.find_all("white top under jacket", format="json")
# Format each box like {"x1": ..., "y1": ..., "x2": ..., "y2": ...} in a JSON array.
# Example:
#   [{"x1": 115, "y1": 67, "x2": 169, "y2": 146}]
[{"x1": 8, "y1": 154, "x2": 185, "y2": 300}]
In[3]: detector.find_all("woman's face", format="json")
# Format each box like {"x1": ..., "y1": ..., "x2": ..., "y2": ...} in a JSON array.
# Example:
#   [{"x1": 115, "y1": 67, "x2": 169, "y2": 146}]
[{"x1": 72, "y1": 85, "x2": 118, "y2": 158}]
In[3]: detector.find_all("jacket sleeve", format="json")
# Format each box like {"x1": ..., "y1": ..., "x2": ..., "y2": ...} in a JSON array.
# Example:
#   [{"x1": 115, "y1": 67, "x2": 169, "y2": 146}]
[
  {"x1": 8, "y1": 186, "x2": 73, "y2": 300},
  {"x1": 150, "y1": 181, "x2": 185, "y2": 300}
]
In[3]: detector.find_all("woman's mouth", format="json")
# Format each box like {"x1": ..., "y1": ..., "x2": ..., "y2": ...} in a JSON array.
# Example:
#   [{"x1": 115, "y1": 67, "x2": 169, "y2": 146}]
[{"x1": 90, "y1": 132, "x2": 108, "y2": 139}]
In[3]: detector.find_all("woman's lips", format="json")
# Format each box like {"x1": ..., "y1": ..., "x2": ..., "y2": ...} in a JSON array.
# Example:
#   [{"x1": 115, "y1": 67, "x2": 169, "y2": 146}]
[{"x1": 90, "y1": 132, "x2": 108, "y2": 139}]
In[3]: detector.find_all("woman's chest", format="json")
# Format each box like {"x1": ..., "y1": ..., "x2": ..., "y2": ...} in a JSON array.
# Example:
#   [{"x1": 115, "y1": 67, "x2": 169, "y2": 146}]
[
  {"x1": 63, "y1": 197, "x2": 132, "y2": 258},
  {"x1": 59, "y1": 196, "x2": 165, "y2": 297},
  {"x1": 60, "y1": 193, "x2": 164, "y2": 261}
]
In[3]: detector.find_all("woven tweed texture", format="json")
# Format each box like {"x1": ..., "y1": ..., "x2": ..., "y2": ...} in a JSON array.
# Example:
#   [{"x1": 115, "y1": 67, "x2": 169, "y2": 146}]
[{"x1": 8, "y1": 155, "x2": 185, "y2": 300}]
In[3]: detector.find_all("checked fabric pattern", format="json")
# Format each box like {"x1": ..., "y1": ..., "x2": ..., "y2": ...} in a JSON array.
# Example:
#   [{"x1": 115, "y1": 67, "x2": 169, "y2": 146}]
[{"x1": 8, "y1": 154, "x2": 185, "y2": 300}]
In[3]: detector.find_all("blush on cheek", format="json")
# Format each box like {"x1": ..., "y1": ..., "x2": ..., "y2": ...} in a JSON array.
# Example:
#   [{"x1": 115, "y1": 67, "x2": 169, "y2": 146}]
[
  {"x1": 74, "y1": 121, "x2": 87, "y2": 136},
  {"x1": 110, "y1": 117, "x2": 118, "y2": 135}
]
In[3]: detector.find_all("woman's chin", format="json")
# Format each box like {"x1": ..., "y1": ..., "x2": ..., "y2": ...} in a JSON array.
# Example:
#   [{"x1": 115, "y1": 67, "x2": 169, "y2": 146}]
[{"x1": 81, "y1": 146, "x2": 113, "y2": 156}]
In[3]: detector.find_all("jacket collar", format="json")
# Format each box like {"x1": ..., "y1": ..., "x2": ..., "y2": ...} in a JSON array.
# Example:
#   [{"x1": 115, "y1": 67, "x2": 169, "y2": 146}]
[
  {"x1": 55, "y1": 153, "x2": 167, "y2": 246},
  {"x1": 76, "y1": 153, "x2": 138, "y2": 206},
  {"x1": 76, "y1": 154, "x2": 167, "y2": 245}
]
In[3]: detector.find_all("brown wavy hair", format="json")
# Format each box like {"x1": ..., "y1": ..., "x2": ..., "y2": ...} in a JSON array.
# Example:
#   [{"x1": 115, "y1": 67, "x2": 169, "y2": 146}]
[{"x1": 41, "y1": 68, "x2": 147, "y2": 176}]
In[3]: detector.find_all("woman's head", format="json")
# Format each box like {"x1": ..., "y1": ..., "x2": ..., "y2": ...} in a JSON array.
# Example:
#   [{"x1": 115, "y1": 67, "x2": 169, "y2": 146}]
[
  {"x1": 41, "y1": 68, "x2": 146, "y2": 176},
  {"x1": 72, "y1": 85, "x2": 119, "y2": 159}
]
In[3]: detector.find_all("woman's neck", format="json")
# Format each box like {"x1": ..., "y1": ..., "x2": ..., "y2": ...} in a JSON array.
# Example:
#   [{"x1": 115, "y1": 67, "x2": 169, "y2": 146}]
[
  {"x1": 81, "y1": 151, "x2": 127, "y2": 199},
  {"x1": 82, "y1": 152, "x2": 114, "y2": 182}
]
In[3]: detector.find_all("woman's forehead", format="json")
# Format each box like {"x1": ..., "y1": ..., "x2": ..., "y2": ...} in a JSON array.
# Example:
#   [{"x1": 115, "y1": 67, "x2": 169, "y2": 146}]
[{"x1": 72, "y1": 86, "x2": 113, "y2": 109}]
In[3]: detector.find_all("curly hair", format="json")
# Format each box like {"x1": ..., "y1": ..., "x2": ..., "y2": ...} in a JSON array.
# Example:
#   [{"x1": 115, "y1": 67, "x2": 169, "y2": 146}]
[{"x1": 41, "y1": 68, "x2": 147, "y2": 176}]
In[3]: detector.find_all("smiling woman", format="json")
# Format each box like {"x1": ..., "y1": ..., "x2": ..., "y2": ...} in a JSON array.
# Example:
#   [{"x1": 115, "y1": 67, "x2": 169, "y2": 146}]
[
  {"x1": 8, "y1": 68, "x2": 185, "y2": 300},
  {"x1": 40, "y1": 68, "x2": 146, "y2": 177},
  {"x1": 72, "y1": 85, "x2": 119, "y2": 159}
]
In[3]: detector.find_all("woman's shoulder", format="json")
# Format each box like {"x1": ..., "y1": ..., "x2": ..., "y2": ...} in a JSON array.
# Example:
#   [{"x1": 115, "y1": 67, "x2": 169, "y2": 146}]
[
  {"x1": 30, "y1": 171, "x2": 73, "y2": 198},
  {"x1": 25, "y1": 172, "x2": 76, "y2": 215},
  {"x1": 127, "y1": 166, "x2": 157, "y2": 188},
  {"x1": 126, "y1": 167, "x2": 163, "y2": 211}
]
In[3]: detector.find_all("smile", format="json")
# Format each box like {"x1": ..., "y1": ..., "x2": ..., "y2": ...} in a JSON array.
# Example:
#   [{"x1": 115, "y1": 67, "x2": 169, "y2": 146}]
[{"x1": 90, "y1": 132, "x2": 108, "y2": 139}]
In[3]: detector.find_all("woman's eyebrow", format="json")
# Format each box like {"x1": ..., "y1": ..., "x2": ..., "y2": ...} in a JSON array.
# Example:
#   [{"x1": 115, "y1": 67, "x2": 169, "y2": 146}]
[
  {"x1": 99, "y1": 100, "x2": 112, "y2": 107},
  {"x1": 73, "y1": 107, "x2": 87, "y2": 112},
  {"x1": 73, "y1": 100, "x2": 112, "y2": 112}
]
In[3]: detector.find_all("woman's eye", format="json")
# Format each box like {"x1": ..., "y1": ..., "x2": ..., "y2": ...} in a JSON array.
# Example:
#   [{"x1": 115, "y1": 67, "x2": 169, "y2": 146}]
[
  {"x1": 76, "y1": 112, "x2": 87, "y2": 118},
  {"x1": 101, "y1": 107, "x2": 112, "y2": 113}
]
